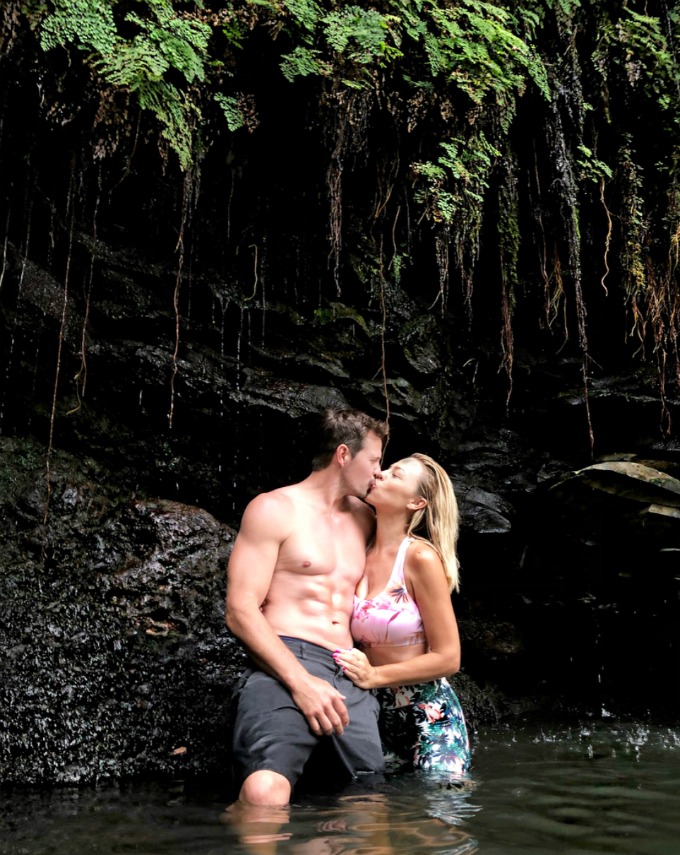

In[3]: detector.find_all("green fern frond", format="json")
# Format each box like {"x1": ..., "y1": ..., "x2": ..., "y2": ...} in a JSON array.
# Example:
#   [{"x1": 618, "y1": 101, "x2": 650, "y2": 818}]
[
  {"x1": 137, "y1": 78, "x2": 198, "y2": 170},
  {"x1": 94, "y1": 40, "x2": 168, "y2": 86},
  {"x1": 322, "y1": 6, "x2": 401, "y2": 66},
  {"x1": 125, "y1": 0, "x2": 210, "y2": 84},
  {"x1": 214, "y1": 92, "x2": 245, "y2": 131},
  {"x1": 280, "y1": 45, "x2": 330, "y2": 81},
  {"x1": 38, "y1": 0, "x2": 118, "y2": 54},
  {"x1": 283, "y1": 0, "x2": 322, "y2": 34}
]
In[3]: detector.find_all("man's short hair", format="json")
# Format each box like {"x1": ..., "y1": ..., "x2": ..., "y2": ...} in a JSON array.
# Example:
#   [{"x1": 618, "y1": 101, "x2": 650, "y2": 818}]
[{"x1": 311, "y1": 408, "x2": 388, "y2": 471}]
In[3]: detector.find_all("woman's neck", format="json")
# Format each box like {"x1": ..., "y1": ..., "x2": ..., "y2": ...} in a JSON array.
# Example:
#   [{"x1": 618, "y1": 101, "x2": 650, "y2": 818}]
[{"x1": 373, "y1": 511, "x2": 409, "y2": 551}]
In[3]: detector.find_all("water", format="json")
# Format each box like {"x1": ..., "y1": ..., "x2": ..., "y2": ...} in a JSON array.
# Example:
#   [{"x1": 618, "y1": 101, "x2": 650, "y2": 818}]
[{"x1": 2, "y1": 720, "x2": 679, "y2": 855}]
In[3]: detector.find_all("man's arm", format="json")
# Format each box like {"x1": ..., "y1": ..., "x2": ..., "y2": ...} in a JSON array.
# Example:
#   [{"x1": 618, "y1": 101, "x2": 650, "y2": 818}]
[{"x1": 225, "y1": 491, "x2": 350, "y2": 736}]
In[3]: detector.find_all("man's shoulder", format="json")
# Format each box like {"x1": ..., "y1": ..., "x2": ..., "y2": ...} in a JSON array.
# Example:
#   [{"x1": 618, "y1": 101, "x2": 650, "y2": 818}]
[
  {"x1": 236, "y1": 487, "x2": 298, "y2": 544},
  {"x1": 246, "y1": 485, "x2": 296, "y2": 515}
]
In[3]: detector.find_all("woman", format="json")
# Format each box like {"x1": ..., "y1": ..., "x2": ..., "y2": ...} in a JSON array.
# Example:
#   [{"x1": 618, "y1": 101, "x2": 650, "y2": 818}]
[{"x1": 333, "y1": 453, "x2": 471, "y2": 777}]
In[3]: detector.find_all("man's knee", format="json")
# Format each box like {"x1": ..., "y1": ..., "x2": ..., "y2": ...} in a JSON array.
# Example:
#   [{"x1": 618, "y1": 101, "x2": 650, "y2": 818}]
[{"x1": 239, "y1": 770, "x2": 292, "y2": 806}]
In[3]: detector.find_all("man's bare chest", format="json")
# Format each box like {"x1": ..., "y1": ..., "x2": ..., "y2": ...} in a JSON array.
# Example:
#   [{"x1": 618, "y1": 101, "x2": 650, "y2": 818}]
[{"x1": 278, "y1": 517, "x2": 366, "y2": 577}]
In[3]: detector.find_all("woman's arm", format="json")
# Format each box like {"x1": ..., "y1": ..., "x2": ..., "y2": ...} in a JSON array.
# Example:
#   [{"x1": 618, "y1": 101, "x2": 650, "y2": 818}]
[{"x1": 335, "y1": 542, "x2": 461, "y2": 689}]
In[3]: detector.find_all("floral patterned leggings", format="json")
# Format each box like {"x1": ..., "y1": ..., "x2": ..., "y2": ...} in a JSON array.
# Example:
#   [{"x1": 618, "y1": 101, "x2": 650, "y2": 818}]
[{"x1": 377, "y1": 677, "x2": 471, "y2": 777}]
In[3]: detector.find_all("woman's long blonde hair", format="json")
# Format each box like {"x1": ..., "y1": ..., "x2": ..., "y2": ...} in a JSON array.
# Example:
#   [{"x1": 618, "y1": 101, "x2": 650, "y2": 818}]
[{"x1": 405, "y1": 453, "x2": 460, "y2": 592}]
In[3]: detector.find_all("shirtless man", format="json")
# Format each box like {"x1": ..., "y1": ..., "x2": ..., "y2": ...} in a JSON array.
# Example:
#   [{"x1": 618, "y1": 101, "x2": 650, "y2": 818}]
[{"x1": 226, "y1": 408, "x2": 388, "y2": 807}]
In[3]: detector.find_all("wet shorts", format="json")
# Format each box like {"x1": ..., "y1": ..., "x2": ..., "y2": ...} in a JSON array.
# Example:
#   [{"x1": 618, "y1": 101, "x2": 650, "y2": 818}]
[{"x1": 232, "y1": 636, "x2": 385, "y2": 790}]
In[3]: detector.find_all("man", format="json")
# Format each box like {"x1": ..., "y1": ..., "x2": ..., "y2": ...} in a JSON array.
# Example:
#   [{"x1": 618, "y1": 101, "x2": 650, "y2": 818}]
[{"x1": 226, "y1": 408, "x2": 388, "y2": 806}]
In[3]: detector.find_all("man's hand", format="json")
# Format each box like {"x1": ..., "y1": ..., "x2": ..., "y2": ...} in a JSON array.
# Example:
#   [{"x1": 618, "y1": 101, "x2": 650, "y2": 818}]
[{"x1": 290, "y1": 673, "x2": 350, "y2": 736}]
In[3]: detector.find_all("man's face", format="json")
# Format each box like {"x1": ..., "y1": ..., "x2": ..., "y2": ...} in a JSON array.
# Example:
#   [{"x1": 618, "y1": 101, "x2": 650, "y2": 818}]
[{"x1": 343, "y1": 432, "x2": 384, "y2": 499}]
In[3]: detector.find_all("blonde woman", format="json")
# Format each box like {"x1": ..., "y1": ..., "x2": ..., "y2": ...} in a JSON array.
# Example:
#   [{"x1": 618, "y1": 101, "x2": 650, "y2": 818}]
[{"x1": 334, "y1": 453, "x2": 471, "y2": 776}]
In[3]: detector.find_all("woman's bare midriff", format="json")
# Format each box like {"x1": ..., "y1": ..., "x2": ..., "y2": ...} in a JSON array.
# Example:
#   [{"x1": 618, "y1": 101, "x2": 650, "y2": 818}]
[{"x1": 362, "y1": 641, "x2": 429, "y2": 667}]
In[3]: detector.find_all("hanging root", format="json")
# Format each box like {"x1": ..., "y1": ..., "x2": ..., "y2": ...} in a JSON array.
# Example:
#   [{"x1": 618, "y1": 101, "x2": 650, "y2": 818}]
[
  {"x1": 168, "y1": 170, "x2": 194, "y2": 429},
  {"x1": 244, "y1": 243, "x2": 259, "y2": 300},
  {"x1": 378, "y1": 236, "x2": 391, "y2": 447},
  {"x1": 599, "y1": 177, "x2": 611, "y2": 297}
]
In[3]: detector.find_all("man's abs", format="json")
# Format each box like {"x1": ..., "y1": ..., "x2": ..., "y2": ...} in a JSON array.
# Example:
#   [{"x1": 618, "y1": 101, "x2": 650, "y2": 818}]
[{"x1": 262, "y1": 601, "x2": 354, "y2": 651}]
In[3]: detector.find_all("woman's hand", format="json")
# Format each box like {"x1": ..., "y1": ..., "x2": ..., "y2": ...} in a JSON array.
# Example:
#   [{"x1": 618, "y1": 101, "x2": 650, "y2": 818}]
[{"x1": 333, "y1": 647, "x2": 378, "y2": 690}]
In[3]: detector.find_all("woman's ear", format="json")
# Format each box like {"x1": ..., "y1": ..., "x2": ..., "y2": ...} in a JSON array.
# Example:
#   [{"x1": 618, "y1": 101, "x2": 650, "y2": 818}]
[{"x1": 407, "y1": 496, "x2": 427, "y2": 511}]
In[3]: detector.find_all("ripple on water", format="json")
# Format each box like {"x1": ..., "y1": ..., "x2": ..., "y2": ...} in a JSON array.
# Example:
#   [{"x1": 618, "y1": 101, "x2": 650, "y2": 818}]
[
  {"x1": 470, "y1": 721, "x2": 680, "y2": 855},
  {"x1": 2, "y1": 721, "x2": 680, "y2": 855}
]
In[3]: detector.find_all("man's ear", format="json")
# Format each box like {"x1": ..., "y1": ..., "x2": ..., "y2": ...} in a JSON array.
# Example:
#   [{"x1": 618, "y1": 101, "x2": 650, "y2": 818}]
[
  {"x1": 336, "y1": 443, "x2": 351, "y2": 465},
  {"x1": 407, "y1": 497, "x2": 427, "y2": 511}
]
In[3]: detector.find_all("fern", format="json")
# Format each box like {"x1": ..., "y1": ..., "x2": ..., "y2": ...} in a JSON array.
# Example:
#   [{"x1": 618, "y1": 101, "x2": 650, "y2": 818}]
[
  {"x1": 280, "y1": 45, "x2": 330, "y2": 81},
  {"x1": 95, "y1": 39, "x2": 168, "y2": 87},
  {"x1": 38, "y1": 0, "x2": 118, "y2": 54},
  {"x1": 594, "y1": 7, "x2": 680, "y2": 122},
  {"x1": 425, "y1": 1, "x2": 550, "y2": 104},
  {"x1": 32, "y1": 0, "x2": 211, "y2": 168},
  {"x1": 322, "y1": 6, "x2": 402, "y2": 66},
  {"x1": 283, "y1": 0, "x2": 322, "y2": 35},
  {"x1": 413, "y1": 132, "x2": 500, "y2": 223},
  {"x1": 124, "y1": 1, "x2": 210, "y2": 84},
  {"x1": 139, "y1": 79, "x2": 198, "y2": 169},
  {"x1": 214, "y1": 93, "x2": 245, "y2": 132},
  {"x1": 576, "y1": 144, "x2": 613, "y2": 183},
  {"x1": 22, "y1": 0, "x2": 605, "y2": 190}
]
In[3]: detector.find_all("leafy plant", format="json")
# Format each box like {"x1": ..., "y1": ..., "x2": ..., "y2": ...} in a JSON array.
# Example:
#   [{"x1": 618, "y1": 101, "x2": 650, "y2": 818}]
[
  {"x1": 576, "y1": 144, "x2": 612, "y2": 183},
  {"x1": 412, "y1": 132, "x2": 501, "y2": 224},
  {"x1": 421, "y1": 1, "x2": 550, "y2": 105},
  {"x1": 29, "y1": 0, "x2": 212, "y2": 168}
]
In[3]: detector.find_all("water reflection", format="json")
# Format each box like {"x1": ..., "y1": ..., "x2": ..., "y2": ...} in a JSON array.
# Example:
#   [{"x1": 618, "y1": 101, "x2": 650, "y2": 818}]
[
  {"x1": 3, "y1": 721, "x2": 680, "y2": 855},
  {"x1": 222, "y1": 801, "x2": 294, "y2": 853},
  {"x1": 222, "y1": 784, "x2": 480, "y2": 854}
]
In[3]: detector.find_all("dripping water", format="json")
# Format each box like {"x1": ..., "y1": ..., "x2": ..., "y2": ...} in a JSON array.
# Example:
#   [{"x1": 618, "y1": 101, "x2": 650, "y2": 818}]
[
  {"x1": 168, "y1": 169, "x2": 197, "y2": 430},
  {"x1": 68, "y1": 167, "x2": 102, "y2": 415},
  {"x1": 257, "y1": 237, "x2": 266, "y2": 347},
  {"x1": 231, "y1": 305, "x2": 244, "y2": 515},
  {"x1": 44, "y1": 165, "x2": 78, "y2": 536},
  {"x1": 0, "y1": 203, "x2": 12, "y2": 433},
  {"x1": 21, "y1": 185, "x2": 39, "y2": 431},
  {"x1": 0, "y1": 205, "x2": 9, "y2": 293},
  {"x1": 0, "y1": 331, "x2": 13, "y2": 434},
  {"x1": 215, "y1": 291, "x2": 226, "y2": 481}
]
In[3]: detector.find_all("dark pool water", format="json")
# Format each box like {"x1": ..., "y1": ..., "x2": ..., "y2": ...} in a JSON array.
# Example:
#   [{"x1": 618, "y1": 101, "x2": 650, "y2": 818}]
[{"x1": 2, "y1": 720, "x2": 679, "y2": 854}]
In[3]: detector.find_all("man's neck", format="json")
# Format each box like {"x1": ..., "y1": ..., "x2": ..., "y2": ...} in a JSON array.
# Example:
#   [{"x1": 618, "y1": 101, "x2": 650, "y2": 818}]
[{"x1": 298, "y1": 469, "x2": 352, "y2": 512}]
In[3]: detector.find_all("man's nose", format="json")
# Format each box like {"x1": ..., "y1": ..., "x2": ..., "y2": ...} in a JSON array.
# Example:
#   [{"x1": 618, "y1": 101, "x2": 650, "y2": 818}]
[{"x1": 375, "y1": 469, "x2": 385, "y2": 479}]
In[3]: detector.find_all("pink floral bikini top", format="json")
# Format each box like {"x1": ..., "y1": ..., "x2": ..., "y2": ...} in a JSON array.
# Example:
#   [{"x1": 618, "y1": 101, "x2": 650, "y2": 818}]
[{"x1": 351, "y1": 537, "x2": 427, "y2": 648}]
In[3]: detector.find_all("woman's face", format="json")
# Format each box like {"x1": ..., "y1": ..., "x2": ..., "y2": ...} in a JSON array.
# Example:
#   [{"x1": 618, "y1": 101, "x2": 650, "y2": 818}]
[{"x1": 366, "y1": 457, "x2": 425, "y2": 510}]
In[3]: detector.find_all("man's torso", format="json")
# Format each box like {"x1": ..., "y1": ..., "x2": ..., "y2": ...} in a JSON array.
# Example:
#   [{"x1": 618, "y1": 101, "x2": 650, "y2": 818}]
[{"x1": 262, "y1": 484, "x2": 370, "y2": 650}]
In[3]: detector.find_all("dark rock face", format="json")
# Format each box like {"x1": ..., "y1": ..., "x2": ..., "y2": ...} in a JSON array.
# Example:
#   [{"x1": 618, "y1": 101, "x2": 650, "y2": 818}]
[{"x1": 0, "y1": 438, "x2": 239, "y2": 783}]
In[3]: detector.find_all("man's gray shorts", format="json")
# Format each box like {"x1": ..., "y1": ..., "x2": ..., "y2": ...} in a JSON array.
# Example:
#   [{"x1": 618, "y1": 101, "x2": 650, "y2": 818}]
[{"x1": 232, "y1": 635, "x2": 385, "y2": 790}]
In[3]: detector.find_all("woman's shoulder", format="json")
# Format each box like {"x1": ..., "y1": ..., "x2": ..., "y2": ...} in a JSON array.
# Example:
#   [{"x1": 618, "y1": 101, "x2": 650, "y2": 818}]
[
  {"x1": 404, "y1": 541, "x2": 450, "y2": 600},
  {"x1": 405, "y1": 538, "x2": 441, "y2": 572}
]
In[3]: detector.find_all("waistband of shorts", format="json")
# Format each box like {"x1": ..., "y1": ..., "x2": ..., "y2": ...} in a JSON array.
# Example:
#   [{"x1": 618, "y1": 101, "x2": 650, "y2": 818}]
[
  {"x1": 380, "y1": 677, "x2": 449, "y2": 697},
  {"x1": 278, "y1": 635, "x2": 336, "y2": 663}
]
